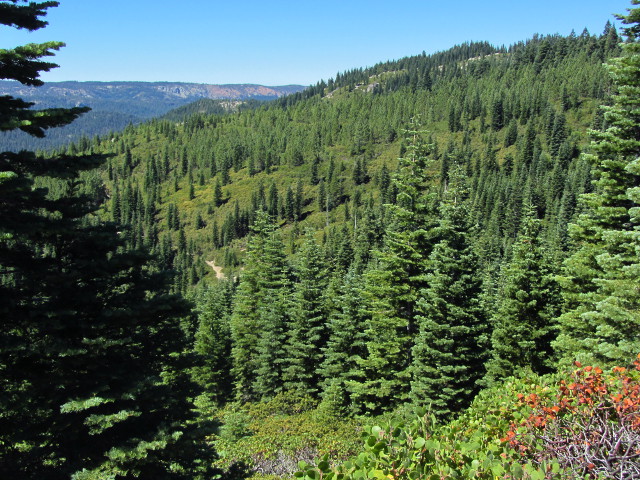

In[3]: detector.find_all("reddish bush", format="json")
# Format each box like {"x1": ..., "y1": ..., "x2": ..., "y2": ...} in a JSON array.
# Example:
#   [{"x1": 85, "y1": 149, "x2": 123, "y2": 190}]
[{"x1": 505, "y1": 355, "x2": 640, "y2": 479}]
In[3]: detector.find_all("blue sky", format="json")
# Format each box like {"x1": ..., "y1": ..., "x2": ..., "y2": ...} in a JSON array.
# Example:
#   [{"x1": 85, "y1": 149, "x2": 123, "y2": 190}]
[{"x1": 2, "y1": 0, "x2": 631, "y2": 86}]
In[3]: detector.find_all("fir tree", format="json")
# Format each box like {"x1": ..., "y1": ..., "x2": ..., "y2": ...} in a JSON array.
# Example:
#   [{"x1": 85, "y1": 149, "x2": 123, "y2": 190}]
[
  {"x1": 555, "y1": 2, "x2": 640, "y2": 366},
  {"x1": 319, "y1": 270, "x2": 368, "y2": 413},
  {"x1": 230, "y1": 210, "x2": 291, "y2": 401},
  {"x1": 351, "y1": 119, "x2": 437, "y2": 413},
  {"x1": 410, "y1": 163, "x2": 488, "y2": 417},
  {"x1": 251, "y1": 219, "x2": 292, "y2": 399},
  {"x1": 213, "y1": 179, "x2": 223, "y2": 207},
  {"x1": 485, "y1": 204, "x2": 560, "y2": 384},
  {"x1": 192, "y1": 280, "x2": 236, "y2": 406},
  {"x1": 0, "y1": 4, "x2": 220, "y2": 478},
  {"x1": 283, "y1": 230, "x2": 328, "y2": 396}
]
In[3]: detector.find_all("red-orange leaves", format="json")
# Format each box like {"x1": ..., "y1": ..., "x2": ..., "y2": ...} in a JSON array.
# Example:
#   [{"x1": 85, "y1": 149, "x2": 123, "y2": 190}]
[{"x1": 506, "y1": 357, "x2": 640, "y2": 478}]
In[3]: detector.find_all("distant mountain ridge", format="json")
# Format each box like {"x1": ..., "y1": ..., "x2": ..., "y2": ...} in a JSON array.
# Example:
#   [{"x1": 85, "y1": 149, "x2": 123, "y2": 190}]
[
  {"x1": 0, "y1": 81, "x2": 306, "y2": 151},
  {"x1": 0, "y1": 81, "x2": 305, "y2": 116}
]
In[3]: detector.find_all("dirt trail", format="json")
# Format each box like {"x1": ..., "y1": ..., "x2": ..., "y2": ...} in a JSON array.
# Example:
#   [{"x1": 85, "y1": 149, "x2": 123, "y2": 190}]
[{"x1": 205, "y1": 260, "x2": 225, "y2": 279}]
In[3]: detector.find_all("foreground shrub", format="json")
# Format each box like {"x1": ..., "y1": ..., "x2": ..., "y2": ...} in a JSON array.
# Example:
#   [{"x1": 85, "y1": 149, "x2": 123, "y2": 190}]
[
  {"x1": 507, "y1": 355, "x2": 640, "y2": 479},
  {"x1": 212, "y1": 392, "x2": 362, "y2": 479},
  {"x1": 298, "y1": 410, "x2": 558, "y2": 479},
  {"x1": 297, "y1": 355, "x2": 640, "y2": 479}
]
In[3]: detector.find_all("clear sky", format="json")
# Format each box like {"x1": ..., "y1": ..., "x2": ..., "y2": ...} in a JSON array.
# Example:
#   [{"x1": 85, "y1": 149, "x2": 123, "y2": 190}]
[{"x1": 1, "y1": 0, "x2": 631, "y2": 86}]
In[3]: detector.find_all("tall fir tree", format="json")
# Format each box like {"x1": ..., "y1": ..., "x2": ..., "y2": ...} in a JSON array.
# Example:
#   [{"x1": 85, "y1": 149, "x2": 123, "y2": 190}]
[
  {"x1": 0, "y1": 3, "x2": 221, "y2": 478},
  {"x1": 350, "y1": 119, "x2": 437, "y2": 414},
  {"x1": 230, "y1": 210, "x2": 291, "y2": 401},
  {"x1": 485, "y1": 204, "x2": 560, "y2": 384},
  {"x1": 555, "y1": 1, "x2": 640, "y2": 366},
  {"x1": 318, "y1": 269, "x2": 368, "y2": 414},
  {"x1": 410, "y1": 163, "x2": 488, "y2": 417},
  {"x1": 252, "y1": 223, "x2": 293, "y2": 399},
  {"x1": 192, "y1": 280, "x2": 236, "y2": 406},
  {"x1": 283, "y1": 230, "x2": 329, "y2": 396}
]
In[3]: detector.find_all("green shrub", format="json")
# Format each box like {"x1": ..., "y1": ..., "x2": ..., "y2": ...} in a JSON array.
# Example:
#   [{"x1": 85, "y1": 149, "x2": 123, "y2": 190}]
[
  {"x1": 296, "y1": 376, "x2": 561, "y2": 479},
  {"x1": 213, "y1": 392, "x2": 362, "y2": 478},
  {"x1": 297, "y1": 356, "x2": 640, "y2": 479},
  {"x1": 219, "y1": 410, "x2": 253, "y2": 442}
]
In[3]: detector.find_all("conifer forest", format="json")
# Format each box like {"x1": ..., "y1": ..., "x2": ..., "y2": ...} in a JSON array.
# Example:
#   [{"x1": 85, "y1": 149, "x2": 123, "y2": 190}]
[{"x1": 1, "y1": 1, "x2": 640, "y2": 479}]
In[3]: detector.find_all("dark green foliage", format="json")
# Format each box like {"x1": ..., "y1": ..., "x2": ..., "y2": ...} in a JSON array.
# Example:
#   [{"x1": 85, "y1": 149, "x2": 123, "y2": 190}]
[
  {"x1": 490, "y1": 96, "x2": 504, "y2": 131},
  {"x1": 267, "y1": 182, "x2": 278, "y2": 216},
  {"x1": 230, "y1": 210, "x2": 292, "y2": 401},
  {"x1": 351, "y1": 121, "x2": 437, "y2": 414},
  {"x1": 193, "y1": 280, "x2": 236, "y2": 405},
  {"x1": 318, "y1": 270, "x2": 368, "y2": 412},
  {"x1": 2, "y1": 7, "x2": 628, "y2": 442},
  {"x1": 283, "y1": 231, "x2": 329, "y2": 396},
  {"x1": 555, "y1": 3, "x2": 640, "y2": 366},
  {"x1": 284, "y1": 184, "x2": 295, "y2": 221},
  {"x1": 410, "y1": 164, "x2": 488, "y2": 417},
  {"x1": 504, "y1": 119, "x2": 518, "y2": 147},
  {"x1": 0, "y1": 4, "x2": 220, "y2": 478},
  {"x1": 485, "y1": 205, "x2": 561, "y2": 384}
]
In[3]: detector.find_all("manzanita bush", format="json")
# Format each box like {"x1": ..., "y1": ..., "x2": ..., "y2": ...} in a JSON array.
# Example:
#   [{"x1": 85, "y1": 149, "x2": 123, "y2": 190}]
[
  {"x1": 507, "y1": 355, "x2": 640, "y2": 479},
  {"x1": 296, "y1": 406, "x2": 557, "y2": 480},
  {"x1": 296, "y1": 355, "x2": 640, "y2": 480}
]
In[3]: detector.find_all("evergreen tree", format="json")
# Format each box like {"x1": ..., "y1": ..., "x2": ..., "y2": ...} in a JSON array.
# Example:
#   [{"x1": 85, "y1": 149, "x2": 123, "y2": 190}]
[
  {"x1": 410, "y1": 163, "x2": 488, "y2": 417},
  {"x1": 295, "y1": 179, "x2": 304, "y2": 220},
  {"x1": 555, "y1": 2, "x2": 640, "y2": 365},
  {"x1": 485, "y1": 204, "x2": 560, "y2": 384},
  {"x1": 378, "y1": 162, "x2": 391, "y2": 202},
  {"x1": 252, "y1": 220, "x2": 292, "y2": 399},
  {"x1": 0, "y1": 4, "x2": 220, "y2": 478},
  {"x1": 283, "y1": 231, "x2": 328, "y2": 395},
  {"x1": 504, "y1": 119, "x2": 518, "y2": 147},
  {"x1": 268, "y1": 182, "x2": 279, "y2": 217},
  {"x1": 230, "y1": 210, "x2": 291, "y2": 401},
  {"x1": 319, "y1": 270, "x2": 368, "y2": 413},
  {"x1": 285, "y1": 184, "x2": 295, "y2": 221},
  {"x1": 490, "y1": 96, "x2": 504, "y2": 131},
  {"x1": 192, "y1": 280, "x2": 236, "y2": 405},
  {"x1": 213, "y1": 179, "x2": 223, "y2": 207},
  {"x1": 351, "y1": 119, "x2": 437, "y2": 414}
]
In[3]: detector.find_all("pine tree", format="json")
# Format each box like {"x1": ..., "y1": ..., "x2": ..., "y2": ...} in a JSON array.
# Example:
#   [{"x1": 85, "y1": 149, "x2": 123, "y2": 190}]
[
  {"x1": 504, "y1": 119, "x2": 518, "y2": 147},
  {"x1": 253, "y1": 279, "x2": 292, "y2": 399},
  {"x1": 268, "y1": 182, "x2": 279, "y2": 217},
  {"x1": 491, "y1": 96, "x2": 504, "y2": 131},
  {"x1": 213, "y1": 179, "x2": 223, "y2": 207},
  {"x1": 230, "y1": 210, "x2": 291, "y2": 401},
  {"x1": 485, "y1": 204, "x2": 560, "y2": 384},
  {"x1": 285, "y1": 184, "x2": 295, "y2": 221},
  {"x1": 252, "y1": 219, "x2": 292, "y2": 399},
  {"x1": 555, "y1": 2, "x2": 640, "y2": 366},
  {"x1": 319, "y1": 270, "x2": 368, "y2": 413},
  {"x1": 192, "y1": 280, "x2": 236, "y2": 406},
  {"x1": 350, "y1": 119, "x2": 437, "y2": 414},
  {"x1": 283, "y1": 230, "x2": 328, "y2": 395},
  {"x1": 410, "y1": 163, "x2": 488, "y2": 417},
  {"x1": 0, "y1": 4, "x2": 220, "y2": 478}
]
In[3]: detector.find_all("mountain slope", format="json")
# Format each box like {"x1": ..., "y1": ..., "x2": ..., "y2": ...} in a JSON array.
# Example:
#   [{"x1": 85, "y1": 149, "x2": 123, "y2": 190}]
[{"x1": 63, "y1": 31, "x2": 620, "y2": 295}]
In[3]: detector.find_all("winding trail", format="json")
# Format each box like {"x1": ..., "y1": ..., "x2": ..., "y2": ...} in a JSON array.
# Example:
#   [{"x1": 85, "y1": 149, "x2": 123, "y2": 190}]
[{"x1": 205, "y1": 260, "x2": 225, "y2": 279}]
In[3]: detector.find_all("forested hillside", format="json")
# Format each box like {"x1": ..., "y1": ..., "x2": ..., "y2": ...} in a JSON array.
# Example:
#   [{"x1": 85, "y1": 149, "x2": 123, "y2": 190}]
[
  {"x1": 56, "y1": 18, "x2": 633, "y2": 410},
  {"x1": 76, "y1": 27, "x2": 617, "y2": 296},
  {"x1": 3, "y1": 0, "x2": 640, "y2": 478}
]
